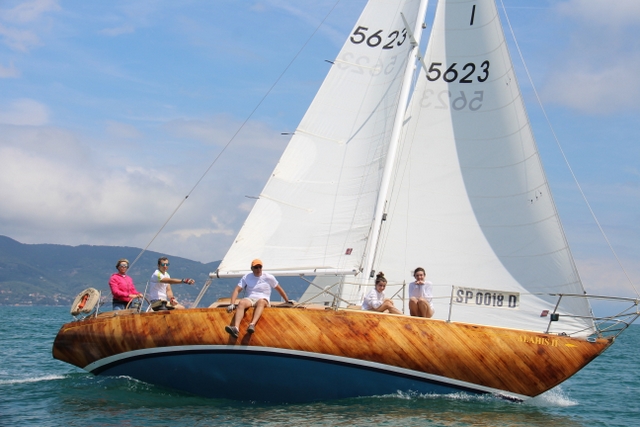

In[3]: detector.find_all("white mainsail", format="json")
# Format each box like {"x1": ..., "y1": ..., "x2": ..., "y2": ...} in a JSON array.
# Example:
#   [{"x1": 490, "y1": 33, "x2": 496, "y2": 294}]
[
  {"x1": 218, "y1": 0, "x2": 426, "y2": 276},
  {"x1": 376, "y1": 0, "x2": 595, "y2": 335}
]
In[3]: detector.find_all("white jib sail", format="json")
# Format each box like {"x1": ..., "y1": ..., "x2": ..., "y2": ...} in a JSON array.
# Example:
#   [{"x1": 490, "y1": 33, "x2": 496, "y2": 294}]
[
  {"x1": 375, "y1": 0, "x2": 595, "y2": 335},
  {"x1": 218, "y1": 0, "x2": 426, "y2": 277}
]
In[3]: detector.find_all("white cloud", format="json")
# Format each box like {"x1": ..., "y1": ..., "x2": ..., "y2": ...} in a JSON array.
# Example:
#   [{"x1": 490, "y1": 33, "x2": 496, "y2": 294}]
[
  {"x1": 169, "y1": 215, "x2": 236, "y2": 242},
  {"x1": 1, "y1": 0, "x2": 60, "y2": 24},
  {"x1": 164, "y1": 117, "x2": 234, "y2": 146},
  {"x1": 0, "y1": 22, "x2": 40, "y2": 51},
  {"x1": 106, "y1": 121, "x2": 143, "y2": 139},
  {"x1": 94, "y1": 1, "x2": 159, "y2": 39},
  {"x1": 0, "y1": 0, "x2": 59, "y2": 51},
  {"x1": 0, "y1": 98, "x2": 49, "y2": 125},
  {"x1": 0, "y1": 114, "x2": 287, "y2": 262},
  {"x1": 543, "y1": 0, "x2": 640, "y2": 114},
  {"x1": 623, "y1": 166, "x2": 640, "y2": 178},
  {"x1": 575, "y1": 256, "x2": 640, "y2": 298},
  {"x1": 557, "y1": 0, "x2": 640, "y2": 27},
  {"x1": 0, "y1": 125, "x2": 185, "y2": 249},
  {"x1": 0, "y1": 61, "x2": 20, "y2": 77},
  {"x1": 542, "y1": 61, "x2": 640, "y2": 114},
  {"x1": 261, "y1": 0, "x2": 360, "y2": 47},
  {"x1": 164, "y1": 115, "x2": 287, "y2": 150},
  {"x1": 99, "y1": 25, "x2": 135, "y2": 37}
]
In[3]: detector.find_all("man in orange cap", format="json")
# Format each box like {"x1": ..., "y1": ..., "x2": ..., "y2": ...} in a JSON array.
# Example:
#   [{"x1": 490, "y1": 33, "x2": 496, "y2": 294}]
[{"x1": 225, "y1": 259, "x2": 291, "y2": 337}]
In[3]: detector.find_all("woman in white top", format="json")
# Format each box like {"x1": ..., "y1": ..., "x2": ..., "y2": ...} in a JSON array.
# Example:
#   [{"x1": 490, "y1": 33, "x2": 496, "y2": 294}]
[
  {"x1": 408, "y1": 267, "x2": 434, "y2": 318},
  {"x1": 361, "y1": 272, "x2": 401, "y2": 315}
]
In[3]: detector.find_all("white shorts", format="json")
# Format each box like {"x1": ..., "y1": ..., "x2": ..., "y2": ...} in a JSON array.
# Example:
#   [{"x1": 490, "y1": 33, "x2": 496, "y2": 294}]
[{"x1": 244, "y1": 297, "x2": 269, "y2": 307}]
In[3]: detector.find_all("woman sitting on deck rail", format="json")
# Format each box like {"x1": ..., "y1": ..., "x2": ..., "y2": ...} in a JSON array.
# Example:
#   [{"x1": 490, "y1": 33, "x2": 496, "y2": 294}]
[
  {"x1": 408, "y1": 267, "x2": 434, "y2": 318},
  {"x1": 361, "y1": 272, "x2": 402, "y2": 315}
]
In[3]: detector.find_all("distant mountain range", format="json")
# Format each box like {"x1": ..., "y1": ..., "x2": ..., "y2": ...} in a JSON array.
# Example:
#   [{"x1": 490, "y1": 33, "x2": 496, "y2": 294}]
[{"x1": 0, "y1": 235, "x2": 306, "y2": 307}]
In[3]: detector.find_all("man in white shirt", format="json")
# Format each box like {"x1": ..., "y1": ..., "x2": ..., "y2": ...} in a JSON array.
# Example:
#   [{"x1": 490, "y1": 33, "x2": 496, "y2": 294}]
[
  {"x1": 225, "y1": 259, "x2": 291, "y2": 337},
  {"x1": 149, "y1": 257, "x2": 195, "y2": 310}
]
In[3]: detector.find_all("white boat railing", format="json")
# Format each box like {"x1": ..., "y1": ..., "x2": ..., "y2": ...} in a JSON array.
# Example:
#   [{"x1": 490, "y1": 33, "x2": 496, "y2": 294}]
[
  {"x1": 84, "y1": 274, "x2": 638, "y2": 341},
  {"x1": 538, "y1": 292, "x2": 640, "y2": 339},
  {"x1": 264, "y1": 276, "x2": 640, "y2": 339}
]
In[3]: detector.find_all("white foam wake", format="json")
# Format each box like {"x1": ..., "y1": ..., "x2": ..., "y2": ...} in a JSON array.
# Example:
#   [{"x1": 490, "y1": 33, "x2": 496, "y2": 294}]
[
  {"x1": 0, "y1": 374, "x2": 66, "y2": 385},
  {"x1": 526, "y1": 386, "x2": 578, "y2": 407}
]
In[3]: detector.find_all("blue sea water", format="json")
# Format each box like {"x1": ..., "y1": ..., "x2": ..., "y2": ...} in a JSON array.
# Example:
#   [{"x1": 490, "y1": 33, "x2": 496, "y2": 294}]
[{"x1": 1, "y1": 306, "x2": 638, "y2": 427}]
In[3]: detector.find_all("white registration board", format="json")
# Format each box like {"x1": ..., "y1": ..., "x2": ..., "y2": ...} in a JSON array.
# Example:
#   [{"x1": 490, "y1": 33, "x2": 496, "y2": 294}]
[{"x1": 452, "y1": 286, "x2": 520, "y2": 309}]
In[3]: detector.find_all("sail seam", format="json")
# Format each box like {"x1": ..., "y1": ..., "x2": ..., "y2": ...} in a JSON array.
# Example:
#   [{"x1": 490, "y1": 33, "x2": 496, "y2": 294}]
[
  {"x1": 466, "y1": 183, "x2": 547, "y2": 198},
  {"x1": 477, "y1": 213, "x2": 561, "y2": 228},
  {"x1": 259, "y1": 193, "x2": 313, "y2": 212},
  {"x1": 462, "y1": 156, "x2": 540, "y2": 170},
  {"x1": 294, "y1": 128, "x2": 344, "y2": 144}
]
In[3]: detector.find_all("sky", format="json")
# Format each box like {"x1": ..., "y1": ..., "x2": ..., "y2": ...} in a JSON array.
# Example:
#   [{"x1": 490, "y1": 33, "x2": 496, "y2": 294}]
[{"x1": 0, "y1": 0, "x2": 638, "y2": 298}]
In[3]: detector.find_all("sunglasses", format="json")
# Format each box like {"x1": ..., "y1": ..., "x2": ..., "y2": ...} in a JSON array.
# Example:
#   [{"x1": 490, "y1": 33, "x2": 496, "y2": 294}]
[
  {"x1": 118, "y1": 264, "x2": 129, "y2": 268},
  {"x1": 161, "y1": 263, "x2": 170, "y2": 267},
  {"x1": 251, "y1": 265, "x2": 262, "y2": 269}
]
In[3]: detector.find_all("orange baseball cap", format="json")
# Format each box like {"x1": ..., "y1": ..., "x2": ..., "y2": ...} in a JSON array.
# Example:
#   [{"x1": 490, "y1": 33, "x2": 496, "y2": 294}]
[{"x1": 251, "y1": 259, "x2": 263, "y2": 267}]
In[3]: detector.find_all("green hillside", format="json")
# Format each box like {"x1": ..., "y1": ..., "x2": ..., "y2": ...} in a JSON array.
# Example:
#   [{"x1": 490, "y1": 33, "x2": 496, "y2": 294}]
[{"x1": 0, "y1": 236, "x2": 306, "y2": 307}]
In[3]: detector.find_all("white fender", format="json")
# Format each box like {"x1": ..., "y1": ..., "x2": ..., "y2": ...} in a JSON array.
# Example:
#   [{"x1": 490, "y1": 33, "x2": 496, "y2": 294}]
[{"x1": 70, "y1": 288, "x2": 100, "y2": 316}]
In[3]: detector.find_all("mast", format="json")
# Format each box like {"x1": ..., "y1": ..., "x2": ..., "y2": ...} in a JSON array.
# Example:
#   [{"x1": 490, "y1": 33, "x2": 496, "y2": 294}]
[{"x1": 362, "y1": 0, "x2": 430, "y2": 278}]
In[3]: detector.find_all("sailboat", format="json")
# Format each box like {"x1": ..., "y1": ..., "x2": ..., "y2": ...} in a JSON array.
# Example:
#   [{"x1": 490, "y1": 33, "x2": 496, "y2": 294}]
[{"x1": 52, "y1": 0, "x2": 639, "y2": 403}]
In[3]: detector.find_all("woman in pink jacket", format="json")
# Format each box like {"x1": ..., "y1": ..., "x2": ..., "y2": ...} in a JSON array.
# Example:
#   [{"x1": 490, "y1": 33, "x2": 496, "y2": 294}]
[{"x1": 108, "y1": 258, "x2": 142, "y2": 310}]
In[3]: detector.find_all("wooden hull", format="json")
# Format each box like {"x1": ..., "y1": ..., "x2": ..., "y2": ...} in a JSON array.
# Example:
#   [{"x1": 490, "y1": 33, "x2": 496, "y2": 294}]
[{"x1": 52, "y1": 307, "x2": 612, "y2": 402}]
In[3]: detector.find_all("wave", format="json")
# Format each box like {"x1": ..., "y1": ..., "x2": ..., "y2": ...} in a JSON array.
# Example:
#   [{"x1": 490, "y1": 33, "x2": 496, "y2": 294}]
[
  {"x1": 370, "y1": 387, "x2": 579, "y2": 407},
  {"x1": 366, "y1": 390, "x2": 500, "y2": 403},
  {"x1": 526, "y1": 387, "x2": 578, "y2": 407},
  {"x1": 0, "y1": 374, "x2": 66, "y2": 385}
]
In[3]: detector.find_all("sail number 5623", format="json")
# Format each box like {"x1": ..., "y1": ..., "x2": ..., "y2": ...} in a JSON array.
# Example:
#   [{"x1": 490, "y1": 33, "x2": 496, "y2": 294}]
[
  {"x1": 426, "y1": 61, "x2": 490, "y2": 83},
  {"x1": 350, "y1": 26, "x2": 407, "y2": 49}
]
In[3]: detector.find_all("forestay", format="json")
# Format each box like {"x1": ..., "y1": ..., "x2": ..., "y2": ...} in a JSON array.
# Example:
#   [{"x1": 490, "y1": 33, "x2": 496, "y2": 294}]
[{"x1": 375, "y1": 0, "x2": 595, "y2": 335}]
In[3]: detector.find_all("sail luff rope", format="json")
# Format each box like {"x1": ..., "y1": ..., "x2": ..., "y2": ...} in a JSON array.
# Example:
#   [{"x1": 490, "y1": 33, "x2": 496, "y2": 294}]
[
  {"x1": 498, "y1": 0, "x2": 639, "y2": 298},
  {"x1": 128, "y1": 0, "x2": 345, "y2": 271}
]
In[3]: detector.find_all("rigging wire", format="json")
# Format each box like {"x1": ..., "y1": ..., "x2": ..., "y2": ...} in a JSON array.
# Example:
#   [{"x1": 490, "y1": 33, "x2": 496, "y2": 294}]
[
  {"x1": 498, "y1": 0, "x2": 639, "y2": 298},
  {"x1": 128, "y1": 1, "x2": 344, "y2": 271}
]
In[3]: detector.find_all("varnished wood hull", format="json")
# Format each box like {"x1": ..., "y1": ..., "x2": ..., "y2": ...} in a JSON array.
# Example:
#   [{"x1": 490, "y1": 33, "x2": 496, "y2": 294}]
[{"x1": 52, "y1": 307, "x2": 612, "y2": 402}]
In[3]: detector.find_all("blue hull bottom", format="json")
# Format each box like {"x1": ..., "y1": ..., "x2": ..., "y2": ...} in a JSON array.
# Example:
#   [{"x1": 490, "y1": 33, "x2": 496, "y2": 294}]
[{"x1": 89, "y1": 346, "x2": 488, "y2": 403}]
